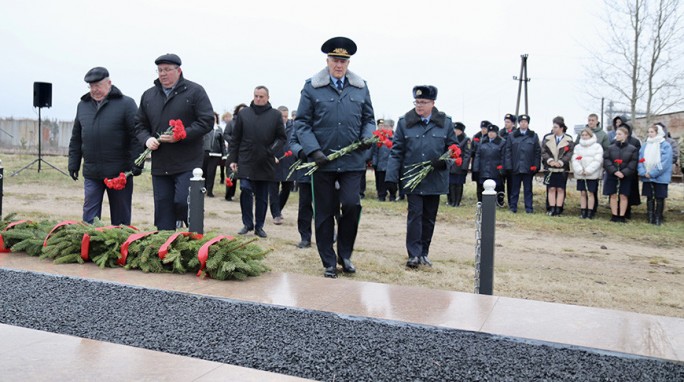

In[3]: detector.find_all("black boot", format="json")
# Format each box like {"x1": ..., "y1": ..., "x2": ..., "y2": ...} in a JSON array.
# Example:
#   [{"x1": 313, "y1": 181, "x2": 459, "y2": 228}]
[
  {"x1": 454, "y1": 185, "x2": 463, "y2": 207},
  {"x1": 655, "y1": 198, "x2": 664, "y2": 226},
  {"x1": 580, "y1": 208, "x2": 587, "y2": 219},
  {"x1": 588, "y1": 209, "x2": 596, "y2": 220},
  {"x1": 448, "y1": 184, "x2": 457, "y2": 206},
  {"x1": 646, "y1": 198, "x2": 655, "y2": 224},
  {"x1": 555, "y1": 206, "x2": 562, "y2": 217},
  {"x1": 610, "y1": 214, "x2": 618, "y2": 222}
]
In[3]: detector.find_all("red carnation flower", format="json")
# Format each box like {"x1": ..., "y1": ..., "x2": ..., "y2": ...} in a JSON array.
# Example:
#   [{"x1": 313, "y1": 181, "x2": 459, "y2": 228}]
[
  {"x1": 171, "y1": 119, "x2": 187, "y2": 141},
  {"x1": 563, "y1": 146, "x2": 570, "y2": 152},
  {"x1": 455, "y1": 157, "x2": 463, "y2": 167},
  {"x1": 284, "y1": 150, "x2": 293, "y2": 157},
  {"x1": 448, "y1": 144, "x2": 462, "y2": 159},
  {"x1": 530, "y1": 166, "x2": 537, "y2": 172},
  {"x1": 473, "y1": 137, "x2": 480, "y2": 142},
  {"x1": 614, "y1": 159, "x2": 623, "y2": 165},
  {"x1": 384, "y1": 139, "x2": 393, "y2": 149},
  {"x1": 639, "y1": 158, "x2": 646, "y2": 163},
  {"x1": 575, "y1": 156, "x2": 582, "y2": 161},
  {"x1": 496, "y1": 165, "x2": 503, "y2": 170},
  {"x1": 104, "y1": 172, "x2": 128, "y2": 190}
]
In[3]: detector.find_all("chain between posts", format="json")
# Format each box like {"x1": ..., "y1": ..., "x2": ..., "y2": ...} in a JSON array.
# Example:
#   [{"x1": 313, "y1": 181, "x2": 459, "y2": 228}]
[{"x1": 474, "y1": 201, "x2": 482, "y2": 293}]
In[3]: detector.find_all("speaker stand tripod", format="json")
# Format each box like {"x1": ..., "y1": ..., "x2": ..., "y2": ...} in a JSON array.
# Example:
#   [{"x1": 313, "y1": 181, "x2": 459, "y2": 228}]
[{"x1": 11, "y1": 107, "x2": 68, "y2": 177}]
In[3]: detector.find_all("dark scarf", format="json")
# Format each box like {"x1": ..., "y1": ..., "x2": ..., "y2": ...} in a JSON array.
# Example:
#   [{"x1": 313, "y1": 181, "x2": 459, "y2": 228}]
[{"x1": 250, "y1": 101, "x2": 272, "y2": 115}]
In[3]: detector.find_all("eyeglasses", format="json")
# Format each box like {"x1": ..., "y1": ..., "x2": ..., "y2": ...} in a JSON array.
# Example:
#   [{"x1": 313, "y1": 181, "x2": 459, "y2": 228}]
[
  {"x1": 87, "y1": 81, "x2": 108, "y2": 89},
  {"x1": 413, "y1": 100, "x2": 432, "y2": 106},
  {"x1": 156, "y1": 67, "x2": 178, "y2": 74}
]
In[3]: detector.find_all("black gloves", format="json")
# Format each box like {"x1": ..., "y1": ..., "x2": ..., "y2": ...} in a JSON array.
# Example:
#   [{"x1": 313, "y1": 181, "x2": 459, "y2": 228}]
[
  {"x1": 298, "y1": 149, "x2": 307, "y2": 161},
  {"x1": 310, "y1": 150, "x2": 329, "y2": 167},
  {"x1": 132, "y1": 164, "x2": 143, "y2": 176},
  {"x1": 357, "y1": 141, "x2": 373, "y2": 151},
  {"x1": 385, "y1": 182, "x2": 398, "y2": 194},
  {"x1": 430, "y1": 158, "x2": 447, "y2": 170},
  {"x1": 69, "y1": 170, "x2": 78, "y2": 181}
]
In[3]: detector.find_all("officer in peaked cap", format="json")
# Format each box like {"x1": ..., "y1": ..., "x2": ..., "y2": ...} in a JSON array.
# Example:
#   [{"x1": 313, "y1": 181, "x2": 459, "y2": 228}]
[{"x1": 294, "y1": 36, "x2": 376, "y2": 278}]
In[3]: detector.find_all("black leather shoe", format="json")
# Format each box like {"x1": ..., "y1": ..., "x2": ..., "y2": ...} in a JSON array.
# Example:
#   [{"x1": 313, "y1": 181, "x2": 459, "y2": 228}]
[
  {"x1": 419, "y1": 256, "x2": 432, "y2": 267},
  {"x1": 406, "y1": 257, "x2": 420, "y2": 268},
  {"x1": 324, "y1": 267, "x2": 337, "y2": 278},
  {"x1": 255, "y1": 228, "x2": 267, "y2": 238},
  {"x1": 296, "y1": 240, "x2": 311, "y2": 248},
  {"x1": 238, "y1": 226, "x2": 253, "y2": 235},
  {"x1": 341, "y1": 259, "x2": 356, "y2": 273}
]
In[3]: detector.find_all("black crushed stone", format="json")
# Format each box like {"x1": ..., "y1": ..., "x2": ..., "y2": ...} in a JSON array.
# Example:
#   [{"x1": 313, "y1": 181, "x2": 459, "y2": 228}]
[{"x1": 0, "y1": 268, "x2": 682, "y2": 381}]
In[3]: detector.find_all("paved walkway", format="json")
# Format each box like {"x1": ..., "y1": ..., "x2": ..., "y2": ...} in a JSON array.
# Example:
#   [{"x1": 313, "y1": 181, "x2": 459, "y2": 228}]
[{"x1": 0, "y1": 253, "x2": 681, "y2": 381}]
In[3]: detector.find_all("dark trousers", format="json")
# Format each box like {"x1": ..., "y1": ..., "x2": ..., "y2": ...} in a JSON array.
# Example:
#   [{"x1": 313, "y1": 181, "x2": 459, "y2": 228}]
[
  {"x1": 239, "y1": 179, "x2": 269, "y2": 230},
  {"x1": 406, "y1": 194, "x2": 440, "y2": 258},
  {"x1": 374, "y1": 170, "x2": 396, "y2": 200},
  {"x1": 312, "y1": 171, "x2": 363, "y2": 268},
  {"x1": 510, "y1": 173, "x2": 534, "y2": 212},
  {"x1": 152, "y1": 171, "x2": 192, "y2": 230},
  {"x1": 360, "y1": 171, "x2": 367, "y2": 197},
  {"x1": 269, "y1": 181, "x2": 293, "y2": 218},
  {"x1": 297, "y1": 182, "x2": 313, "y2": 242},
  {"x1": 201, "y1": 153, "x2": 221, "y2": 195},
  {"x1": 504, "y1": 174, "x2": 513, "y2": 206},
  {"x1": 225, "y1": 178, "x2": 237, "y2": 200},
  {"x1": 83, "y1": 177, "x2": 133, "y2": 225}
]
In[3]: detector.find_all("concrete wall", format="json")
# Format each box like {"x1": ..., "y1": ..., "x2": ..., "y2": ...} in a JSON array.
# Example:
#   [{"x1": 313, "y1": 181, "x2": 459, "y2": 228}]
[{"x1": 0, "y1": 118, "x2": 73, "y2": 155}]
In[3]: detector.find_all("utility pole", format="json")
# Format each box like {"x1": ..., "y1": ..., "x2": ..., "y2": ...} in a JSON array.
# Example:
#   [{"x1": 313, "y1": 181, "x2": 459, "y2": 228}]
[{"x1": 513, "y1": 54, "x2": 531, "y2": 125}]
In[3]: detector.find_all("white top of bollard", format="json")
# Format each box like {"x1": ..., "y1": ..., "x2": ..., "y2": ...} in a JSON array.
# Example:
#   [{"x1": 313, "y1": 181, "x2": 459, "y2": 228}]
[
  {"x1": 191, "y1": 168, "x2": 204, "y2": 181},
  {"x1": 483, "y1": 179, "x2": 497, "y2": 195}
]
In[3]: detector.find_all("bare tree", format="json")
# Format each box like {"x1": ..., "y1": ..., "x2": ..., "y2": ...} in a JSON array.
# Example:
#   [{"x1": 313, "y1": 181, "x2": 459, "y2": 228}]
[{"x1": 587, "y1": 0, "x2": 684, "y2": 133}]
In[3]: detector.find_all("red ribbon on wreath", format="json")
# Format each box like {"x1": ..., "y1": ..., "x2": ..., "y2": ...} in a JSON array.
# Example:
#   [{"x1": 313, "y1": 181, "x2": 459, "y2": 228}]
[
  {"x1": 81, "y1": 225, "x2": 139, "y2": 261},
  {"x1": 0, "y1": 220, "x2": 32, "y2": 252},
  {"x1": 118, "y1": 231, "x2": 158, "y2": 266},
  {"x1": 158, "y1": 232, "x2": 203, "y2": 260},
  {"x1": 43, "y1": 220, "x2": 82, "y2": 247},
  {"x1": 196, "y1": 235, "x2": 234, "y2": 276}
]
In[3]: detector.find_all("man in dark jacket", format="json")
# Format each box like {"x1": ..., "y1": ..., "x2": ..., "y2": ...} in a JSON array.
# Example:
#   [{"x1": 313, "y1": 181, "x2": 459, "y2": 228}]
[
  {"x1": 504, "y1": 114, "x2": 541, "y2": 213},
  {"x1": 135, "y1": 54, "x2": 214, "y2": 230},
  {"x1": 295, "y1": 36, "x2": 376, "y2": 278},
  {"x1": 386, "y1": 85, "x2": 457, "y2": 268},
  {"x1": 371, "y1": 119, "x2": 395, "y2": 201},
  {"x1": 228, "y1": 86, "x2": 287, "y2": 238},
  {"x1": 202, "y1": 112, "x2": 227, "y2": 197},
  {"x1": 68, "y1": 67, "x2": 141, "y2": 225},
  {"x1": 269, "y1": 105, "x2": 296, "y2": 225}
]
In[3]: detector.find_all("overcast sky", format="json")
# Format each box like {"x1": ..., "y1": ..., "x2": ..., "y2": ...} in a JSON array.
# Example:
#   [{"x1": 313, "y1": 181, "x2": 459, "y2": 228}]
[{"x1": 1, "y1": 0, "x2": 616, "y2": 136}]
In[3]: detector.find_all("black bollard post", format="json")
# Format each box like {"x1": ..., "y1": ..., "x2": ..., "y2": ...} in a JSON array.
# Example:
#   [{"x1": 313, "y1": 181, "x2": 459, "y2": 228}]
[
  {"x1": 188, "y1": 168, "x2": 205, "y2": 234},
  {"x1": 0, "y1": 159, "x2": 3, "y2": 219},
  {"x1": 479, "y1": 179, "x2": 497, "y2": 295}
]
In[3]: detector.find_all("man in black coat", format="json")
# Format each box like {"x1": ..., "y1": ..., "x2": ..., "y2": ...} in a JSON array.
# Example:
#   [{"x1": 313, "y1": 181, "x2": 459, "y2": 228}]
[
  {"x1": 228, "y1": 86, "x2": 287, "y2": 238},
  {"x1": 135, "y1": 54, "x2": 214, "y2": 230},
  {"x1": 504, "y1": 114, "x2": 541, "y2": 213},
  {"x1": 68, "y1": 67, "x2": 142, "y2": 225}
]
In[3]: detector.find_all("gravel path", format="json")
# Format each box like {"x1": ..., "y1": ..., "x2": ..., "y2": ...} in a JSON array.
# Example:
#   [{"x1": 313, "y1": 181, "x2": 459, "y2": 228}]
[{"x1": 0, "y1": 269, "x2": 681, "y2": 381}]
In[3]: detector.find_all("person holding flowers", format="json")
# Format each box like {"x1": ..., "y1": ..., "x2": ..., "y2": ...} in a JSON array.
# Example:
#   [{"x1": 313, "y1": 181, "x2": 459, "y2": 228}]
[
  {"x1": 473, "y1": 124, "x2": 505, "y2": 206},
  {"x1": 385, "y1": 85, "x2": 458, "y2": 268},
  {"x1": 603, "y1": 126, "x2": 638, "y2": 223},
  {"x1": 135, "y1": 53, "x2": 214, "y2": 230},
  {"x1": 447, "y1": 122, "x2": 471, "y2": 207},
  {"x1": 638, "y1": 123, "x2": 673, "y2": 225},
  {"x1": 371, "y1": 119, "x2": 397, "y2": 201},
  {"x1": 294, "y1": 36, "x2": 376, "y2": 278},
  {"x1": 571, "y1": 128, "x2": 603, "y2": 219},
  {"x1": 504, "y1": 114, "x2": 541, "y2": 213},
  {"x1": 68, "y1": 66, "x2": 142, "y2": 225},
  {"x1": 269, "y1": 105, "x2": 296, "y2": 225},
  {"x1": 541, "y1": 116, "x2": 574, "y2": 216}
]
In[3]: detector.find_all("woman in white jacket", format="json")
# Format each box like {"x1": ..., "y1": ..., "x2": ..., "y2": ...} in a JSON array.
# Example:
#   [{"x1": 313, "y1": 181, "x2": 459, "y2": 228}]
[{"x1": 572, "y1": 128, "x2": 604, "y2": 219}]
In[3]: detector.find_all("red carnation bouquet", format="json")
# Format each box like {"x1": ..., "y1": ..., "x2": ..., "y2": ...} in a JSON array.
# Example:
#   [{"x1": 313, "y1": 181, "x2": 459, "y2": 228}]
[
  {"x1": 225, "y1": 172, "x2": 235, "y2": 188},
  {"x1": 292, "y1": 129, "x2": 393, "y2": 177},
  {"x1": 105, "y1": 119, "x2": 186, "y2": 190},
  {"x1": 277, "y1": 150, "x2": 293, "y2": 162},
  {"x1": 402, "y1": 144, "x2": 462, "y2": 191},
  {"x1": 614, "y1": 158, "x2": 623, "y2": 193}
]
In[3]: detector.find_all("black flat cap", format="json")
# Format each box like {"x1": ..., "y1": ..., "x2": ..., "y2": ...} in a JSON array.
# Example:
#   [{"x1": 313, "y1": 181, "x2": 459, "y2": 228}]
[
  {"x1": 321, "y1": 37, "x2": 357, "y2": 59},
  {"x1": 84, "y1": 67, "x2": 109, "y2": 83},
  {"x1": 413, "y1": 85, "x2": 438, "y2": 100},
  {"x1": 504, "y1": 113, "x2": 517, "y2": 123},
  {"x1": 155, "y1": 53, "x2": 182, "y2": 66},
  {"x1": 454, "y1": 122, "x2": 466, "y2": 131},
  {"x1": 488, "y1": 124, "x2": 500, "y2": 133},
  {"x1": 518, "y1": 114, "x2": 530, "y2": 123}
]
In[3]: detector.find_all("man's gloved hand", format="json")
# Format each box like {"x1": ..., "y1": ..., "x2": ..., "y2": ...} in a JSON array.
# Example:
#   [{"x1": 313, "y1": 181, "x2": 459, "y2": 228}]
[
  {"x1": 298, "y1": 149, "x2": 308, "y2": 161},
  {"x1": 357, "y1": 141, "x2": 373, "y2": 151},
  {"x1": 430, "y1": 158, "x2": 447, "y2": 170},
  {"x1": 385, "y1": 182, "x2": 398, "y2": 194},
  {"x1": 132, "y1": 164, "x2": 143, "y2": 176},
  {"x1": 69, "y1": 170, "x2": 78, "y2": 181},
  {"x1": 310, "y1": 150, "x2": 329, "y2": 167}
]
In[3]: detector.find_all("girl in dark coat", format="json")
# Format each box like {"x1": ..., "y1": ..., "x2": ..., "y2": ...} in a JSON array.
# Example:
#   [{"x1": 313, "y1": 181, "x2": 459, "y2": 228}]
[
  {"x1": 603, "y1": 127, "x2": 638, "y2": 222},
  {"x1": 473, "y1": 125, "x2": 505, "y2": 200},
  {"x1": 447, "y1": 122, "x2": 471, "y2": 206}
]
